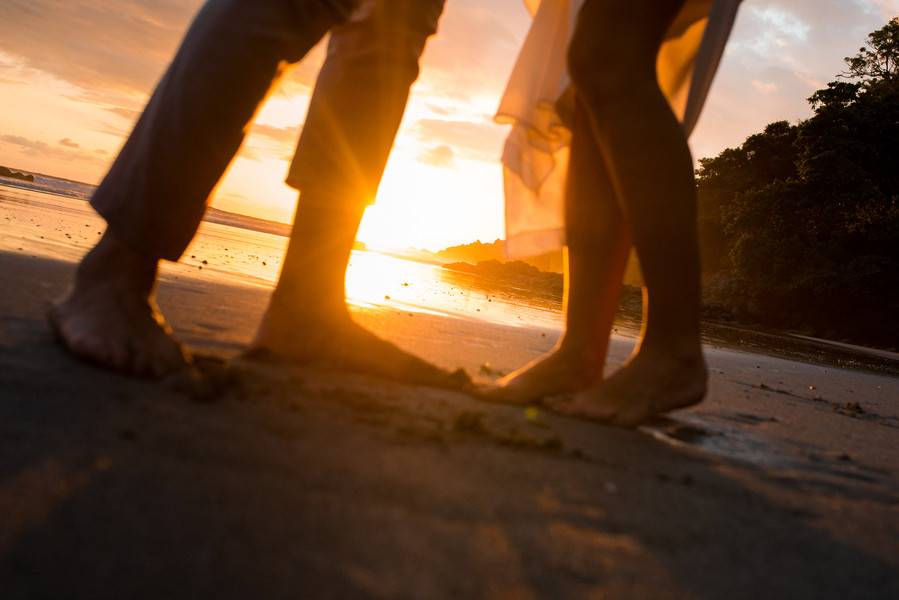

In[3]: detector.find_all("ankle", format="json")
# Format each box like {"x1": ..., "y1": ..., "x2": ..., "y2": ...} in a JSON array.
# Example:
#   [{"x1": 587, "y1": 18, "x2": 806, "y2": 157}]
[
  {"x1": 264, "y1": 291, "x2": 350, "y2": 326},
  {"x1": 556, "y1": 336, "x2": 608, "y2": 374},
  {"x1": 76, "y1": 232, "x2": 158, "y2": 295},
  {"x1": 636, "y1": 337, "x2": 705, "y2": 367}
]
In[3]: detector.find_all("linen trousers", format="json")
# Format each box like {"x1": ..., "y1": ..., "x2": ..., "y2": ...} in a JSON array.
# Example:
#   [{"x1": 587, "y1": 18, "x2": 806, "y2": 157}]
[{"x1": 92, "y1": 0, "x2": 445, "y2": 260}]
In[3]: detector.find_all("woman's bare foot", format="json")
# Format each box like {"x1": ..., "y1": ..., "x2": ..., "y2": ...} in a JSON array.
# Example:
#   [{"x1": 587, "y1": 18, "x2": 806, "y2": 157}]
[
  {"x1": 48, "y1": 233, "x2": 190, "y2": 377},
  {"x1": 545, "y1": 346, "x2": 707, "y2": 428},
  {"x1": 487, "y1": 343, "x2": 601, "y2": 405},
  {"x1": 248, "y1": 300, "x2": 468, "y2": 390}
]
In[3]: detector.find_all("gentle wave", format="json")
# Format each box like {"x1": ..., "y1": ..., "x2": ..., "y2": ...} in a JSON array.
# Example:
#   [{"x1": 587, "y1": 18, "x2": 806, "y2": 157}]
[{"x1": 0, "y1": 174, "x2": 96, "y2": 202}]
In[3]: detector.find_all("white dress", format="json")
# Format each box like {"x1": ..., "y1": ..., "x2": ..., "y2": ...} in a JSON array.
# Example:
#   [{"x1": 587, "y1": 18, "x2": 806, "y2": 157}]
[{"x1": 497, "y1": 0, "x2": 743, "y2": 258}]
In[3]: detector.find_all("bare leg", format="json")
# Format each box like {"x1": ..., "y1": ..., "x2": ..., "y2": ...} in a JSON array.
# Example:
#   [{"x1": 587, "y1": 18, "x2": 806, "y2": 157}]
[
  {"x1": 547, "y1": 0, "x2": 707, "y2": 426},
  {"x1": 48, "y1": 0, "x2": 352, "y2": 377},
  {"x1": 249, "y1": 198, "x2": 458, "y2": 388},
  {"x1": 249, "y1": 1, "x2": 458, "y2": 388},
  {"x1": 48, "y1": 233, "x2": 189, "y2": 376},
  {"x1": 492, "y1": 100, "x2": 631, "y2": 404}
]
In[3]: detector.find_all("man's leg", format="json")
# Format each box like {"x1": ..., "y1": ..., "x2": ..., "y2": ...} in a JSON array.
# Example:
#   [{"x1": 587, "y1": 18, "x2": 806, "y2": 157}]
[
  {"x1": 50, "y1": 0, "x2": 358, "y2": 376},
  {"x1": 549, "y1": 0, "x2": 707, "y2": 426},
  {"x1": 250, "y1": 0, "x2": 458, "y2": 387}
]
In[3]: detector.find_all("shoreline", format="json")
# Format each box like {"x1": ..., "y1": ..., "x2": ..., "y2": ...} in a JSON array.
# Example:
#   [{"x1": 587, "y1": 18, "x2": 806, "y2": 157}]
[
  {"x1": 3, "y1": 178, "x2": 894, "y2": 358},
  {"x1": 2, "y1": 183, "x2": 895, "y2": 378},
  {"x1": 438, "y1": 260, "x2": 899, "y2": 375}
]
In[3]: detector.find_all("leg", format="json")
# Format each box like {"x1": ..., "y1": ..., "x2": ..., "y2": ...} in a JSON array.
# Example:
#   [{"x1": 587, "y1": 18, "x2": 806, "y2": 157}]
[
  {"x1": 250, "y1": 0, "x2": 460, "y2": 387},
  {"x1": 549, "y1": 0, "x2": 707, "y2": 426},
  {"x1": 491, "y1": 99, "x2": 631, "y2": 404},
  {"x1": 50, "y1": 0, "x2": 356, "y2": 376}
]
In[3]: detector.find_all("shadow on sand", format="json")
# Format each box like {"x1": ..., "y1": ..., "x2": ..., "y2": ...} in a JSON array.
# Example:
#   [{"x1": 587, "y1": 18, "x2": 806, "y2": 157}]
[{"x1": 1, "y1": 252, "x2": 897, "y2": 598}]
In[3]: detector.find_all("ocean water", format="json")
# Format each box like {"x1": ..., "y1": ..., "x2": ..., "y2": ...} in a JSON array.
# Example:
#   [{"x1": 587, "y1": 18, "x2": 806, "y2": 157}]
[
  {"x1": 0, "y1": 172, "x2": 95, "y2": 201},
  {"x1": 0, "y1": 175, "x2": 563, "y2": 332}
]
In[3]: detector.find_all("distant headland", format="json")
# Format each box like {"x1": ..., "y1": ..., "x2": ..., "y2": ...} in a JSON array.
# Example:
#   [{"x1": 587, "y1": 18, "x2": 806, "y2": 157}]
[{"x1": 0, "y1": 165, "x2": 35, "y2": 182}]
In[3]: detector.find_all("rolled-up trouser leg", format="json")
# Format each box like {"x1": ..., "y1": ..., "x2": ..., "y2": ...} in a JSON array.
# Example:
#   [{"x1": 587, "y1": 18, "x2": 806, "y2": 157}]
[
  {"x1": 91, "y1": 0, "x2": 360, "y2": 261},
  {"x1": 286, "y1": 0, "x2": 446, "y2": 206}
]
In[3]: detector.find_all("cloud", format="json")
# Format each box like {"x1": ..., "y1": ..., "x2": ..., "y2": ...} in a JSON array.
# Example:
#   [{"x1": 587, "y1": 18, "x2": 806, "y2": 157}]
[
  {"x1": 240, "y1": 123, "x2": 302, "y2": 162},
  {"x1": 1, "y1": 134, "x2": 45, "y2": 153},
  {"x1": 415, "y1": 0, "x2": 531, "y2": 100},
  {"x1": 0, "y1": 1, "x2": 203, "y2": 96},
  {"x1": 105, "y1": 106, "x2": 142, "y2": 122},
  {"x1": 59, "y1": 137, "x2": 80, "y2": 148},
  {"x1": 871, "y1": 0, "x2": 899, "y2": 18},
  {"x1": 412, "y1": 118, "x2": 505, "y2": 162},
  {"x1": 751, "y1": 80, "x2": 779, "y2": 94},
  {"x1": 0, "y1": 0, "x2": 893, "y2": 181},
  {"x1": 1, "y1": 133, "x2": 103, "y2": 165},
  {"x1": 249, "y1": 123, "x2": 300, "y2": 146},
  {"x1": 691, "y1": 0, "x2": 895, "y2": 159},
  {"x1": 419, "y1": 144, "x2": 456, "y2": 167}
]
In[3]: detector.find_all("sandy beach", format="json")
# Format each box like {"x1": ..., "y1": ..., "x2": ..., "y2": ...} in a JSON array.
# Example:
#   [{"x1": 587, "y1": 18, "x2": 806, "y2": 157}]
[{"x1": 2, "y1": 186, "x2": 898, "y2": 598}]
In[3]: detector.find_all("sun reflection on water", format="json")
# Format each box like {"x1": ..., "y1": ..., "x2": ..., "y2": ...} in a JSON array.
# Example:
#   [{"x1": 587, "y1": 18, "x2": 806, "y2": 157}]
[{"x1": 0, "y1": 186, "x2": 562, "y2": 332}]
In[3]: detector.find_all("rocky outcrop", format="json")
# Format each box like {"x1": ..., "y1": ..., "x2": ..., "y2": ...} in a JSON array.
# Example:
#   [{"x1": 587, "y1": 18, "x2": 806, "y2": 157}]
[{"x1": 0, "y1": 166, "x2": 35, "y2": 182}]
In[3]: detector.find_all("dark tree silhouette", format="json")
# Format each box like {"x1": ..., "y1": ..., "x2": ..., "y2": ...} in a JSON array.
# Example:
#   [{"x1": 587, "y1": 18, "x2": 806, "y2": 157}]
[
  {"x1": 695, "y1": 19, "x2": 899, "y2": 347},
  {"x1": 841, "y1": 17, "x2": 898, "y2": 83}
]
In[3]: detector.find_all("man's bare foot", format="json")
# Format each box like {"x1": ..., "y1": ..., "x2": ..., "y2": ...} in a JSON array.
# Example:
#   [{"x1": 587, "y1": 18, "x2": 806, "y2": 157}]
[
  {"x1": 545, "y1": 346, "x2": 707, "y2": 427},
  {"x1": 48, "y1": 233, "x2": 190, "y2": 377},
  {"x1": 248, "y1": 301, "x2": 468, "y2": 390},
  {"x1": 487, "y1": 345, "x2": 601, "y2": 405}
]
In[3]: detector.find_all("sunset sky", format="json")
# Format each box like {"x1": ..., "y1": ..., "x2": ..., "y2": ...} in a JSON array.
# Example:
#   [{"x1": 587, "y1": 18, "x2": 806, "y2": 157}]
[{"x1": 1, "y1": 0, "x2": 897, "y2": 250}]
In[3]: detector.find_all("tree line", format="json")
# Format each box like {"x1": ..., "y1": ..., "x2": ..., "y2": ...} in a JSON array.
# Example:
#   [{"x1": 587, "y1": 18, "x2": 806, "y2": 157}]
[{"x1": 696, "y1": 18, "x2": 898, "y2": 348}]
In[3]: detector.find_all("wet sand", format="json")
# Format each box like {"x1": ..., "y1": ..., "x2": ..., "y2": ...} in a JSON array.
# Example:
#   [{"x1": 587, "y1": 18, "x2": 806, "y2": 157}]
[
  {"x1": 2, "y1": 251, "x2": 899, "y2": 598},
  {"x1": 2, "y1": 188, "x2": 899, "y2": 597}
]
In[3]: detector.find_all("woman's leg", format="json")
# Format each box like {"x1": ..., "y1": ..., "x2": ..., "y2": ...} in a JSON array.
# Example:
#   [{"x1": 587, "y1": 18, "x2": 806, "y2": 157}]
[
  {"x1": 548, "y1": 0, "x2": 707, "y2": 426},
  {"x1": 493, "y1": 99, "x2": 631, "y2": 404}
]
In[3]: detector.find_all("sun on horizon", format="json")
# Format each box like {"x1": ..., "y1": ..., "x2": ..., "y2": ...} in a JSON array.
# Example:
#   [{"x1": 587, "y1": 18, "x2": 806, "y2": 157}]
[{"x1": 1, "y1": 0, "x2": 896, "y2": 251}]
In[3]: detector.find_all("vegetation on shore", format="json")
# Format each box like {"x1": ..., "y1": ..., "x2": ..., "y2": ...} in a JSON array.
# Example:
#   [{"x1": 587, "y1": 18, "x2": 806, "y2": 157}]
[
  {"x1": 441, "y1": 20, "x2": 898, "y2": 349},
  {"x1": 697, "y1": 18, "x2": 898, "y2": 347}
]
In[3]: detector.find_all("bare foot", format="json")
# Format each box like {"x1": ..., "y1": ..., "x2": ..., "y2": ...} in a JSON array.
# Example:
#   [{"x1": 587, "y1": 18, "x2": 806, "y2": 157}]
[
  {"x1": 248, "y1": 302, "x2": 469, "y2": 390},
  {"x1": 487, "y1": 345, "x2": 600, "y2": 405},
  {"x1": 545, "y1": 348, "x2": 707, "y2": 427},
  {"x1": 48, "y1": 233, "x2": 190, "y2": 377}
]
